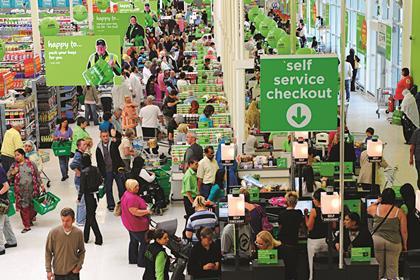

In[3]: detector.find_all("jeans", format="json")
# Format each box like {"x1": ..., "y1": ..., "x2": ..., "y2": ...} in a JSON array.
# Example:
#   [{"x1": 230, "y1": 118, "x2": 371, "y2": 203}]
[
  {"x1": 373, "y1": 235, "x2": 402, "y2": 279},
  {"x1": 307, "y1": 237, "x2": 328, "y2": 280},
  {"x1": 58, "y1": 156, "x2": 70, "y2": 178},
  {"x1": 128, "y1": 230, "x2": 147, "y2": 267},
  {"x1": 75, "y1": 184, "x2": 86, "y2": 225},
  {"x1": 84, "y1": 193, "x2": 102, "y2": 243},
  {"x1": 101, "y1": 97, "x2": 113, "y2": 113},
  {"x1": 85, "y1": 103, "x2": 99, "y2": 125},
  {"x1": 200, "y1": 183, "x2": 213, "y2": 199},
  {"x1": 54, "y1": 273, "x2": 80, "y2": 280},
  {"x1": 345, "y1": 79, "x2": 351, "y2": 101},
  {"x1": 0, "y1": 214, "x2": 17, "y2": 251},
  {"x1": 104, "y1": 171, "x2": 126, "y2": 209},
  {"x1": 0, "y1": 155, "x2": 15, "y2": 173}
]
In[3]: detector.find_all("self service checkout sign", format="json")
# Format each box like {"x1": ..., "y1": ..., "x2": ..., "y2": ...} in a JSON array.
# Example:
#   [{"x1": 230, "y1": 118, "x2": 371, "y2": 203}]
[{"x1": 260, "y1": 55, "x2": 339, "y2": 132}]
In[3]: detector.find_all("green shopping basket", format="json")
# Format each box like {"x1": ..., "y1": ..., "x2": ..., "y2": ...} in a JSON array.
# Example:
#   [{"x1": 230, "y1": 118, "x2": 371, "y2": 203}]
[
  {"x1": 97, "y1": 185, "x2": 105, "y2": 199},
  {"x1": 7, "y1": 203, "x2": 16, "y2": 217},
  {"x1": 8, "y1": 184, "x2": 15, "y2": 204},
  {"x1": 52, "y1": 141, "x2": 72, "y2": 157},
  {"x1": 33, "y1": 192, "x2": 61, "y2": 215}
]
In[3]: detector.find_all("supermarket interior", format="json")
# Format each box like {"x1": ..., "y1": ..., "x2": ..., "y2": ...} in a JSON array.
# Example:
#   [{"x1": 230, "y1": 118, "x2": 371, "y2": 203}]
[{"x1": 1, "y1": 0, "x2": 420, "y2": 279}]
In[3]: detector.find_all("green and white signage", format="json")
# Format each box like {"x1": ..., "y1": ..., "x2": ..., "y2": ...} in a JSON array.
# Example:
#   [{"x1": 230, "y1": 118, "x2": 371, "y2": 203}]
[
  {"x1": 260, "y1": 55, "x2": 338, "y2": 132},
  {"x1": 45, "y1": 35, "x2": 121, "y2": 86},
  {"x1": 94, "y1": 13, "x2": 145, "y2": 44}
]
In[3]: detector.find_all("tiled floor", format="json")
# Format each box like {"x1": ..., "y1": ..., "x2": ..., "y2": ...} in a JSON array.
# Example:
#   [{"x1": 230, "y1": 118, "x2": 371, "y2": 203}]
[{"x1": 1, "y1": 91, "x2": 417, "y2": 279}]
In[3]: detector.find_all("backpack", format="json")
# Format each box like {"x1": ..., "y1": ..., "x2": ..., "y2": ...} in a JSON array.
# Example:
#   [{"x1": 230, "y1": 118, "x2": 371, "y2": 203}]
[{"x1": 84, "y1": 166, "x2": 103, "y2": 193}]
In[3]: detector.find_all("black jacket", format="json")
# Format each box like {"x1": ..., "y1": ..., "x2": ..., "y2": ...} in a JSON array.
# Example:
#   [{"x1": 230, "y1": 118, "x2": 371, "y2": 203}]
[
  {"x1": 143, "y1": 242, "x2": 170, "y2": 280},
  {"x1": 95, "y1": 140, "x2": 125, "y2": 176},
  {"x1": 78, "y1": 166, "x2": 103, "y2": 201},
  {"x1": 126, "y1": 23, "x2": 145, "y2": 41},
  {"x1": 334, "y1": 226, "x2": 374, "y2": 256}
]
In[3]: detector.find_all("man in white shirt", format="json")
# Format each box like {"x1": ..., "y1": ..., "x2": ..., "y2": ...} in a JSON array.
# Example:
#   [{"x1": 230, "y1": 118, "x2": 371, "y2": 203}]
[
  {"x1": 129, "y1": 67, "x2": 144, "y2": 106},
  {"x1": 139, "y1": 96, "x2": 164, "y2": 138},
  {"x1": 177, "y1": 72, "x2": 189, "y2": 90},
  {"x1": 339, "y1": 59, "x2": 353, "y2": 102},
  {"x1": 142, "y1": 61, "x2": 152, "y2": 85},
  {"x1": 197, "y1": 146, "x2": 219, "y2": 199}
]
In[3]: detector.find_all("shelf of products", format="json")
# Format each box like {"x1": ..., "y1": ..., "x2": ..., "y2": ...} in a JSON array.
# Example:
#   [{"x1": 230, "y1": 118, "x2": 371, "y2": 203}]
[
  {"x1": 36, "y1": 80, "x2": 58, "y2": 148},
  {"x1": 171, "y1": 143, "x2": 220, "y2": 165},
  {"x1": 4, "y1": 94, "x2": 36, "y2": 141},
  {"x1": 57, "y1": 86, "x2": 78, "y2": 122},
  {"x1": 176, "y1": 102, "x2": 226, "y2": 114}
]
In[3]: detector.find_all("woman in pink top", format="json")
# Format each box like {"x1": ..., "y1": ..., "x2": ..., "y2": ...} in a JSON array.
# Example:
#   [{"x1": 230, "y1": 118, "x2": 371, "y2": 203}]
[{"x1": 121, "y1": 179, "x2": 151, "y2": 267}]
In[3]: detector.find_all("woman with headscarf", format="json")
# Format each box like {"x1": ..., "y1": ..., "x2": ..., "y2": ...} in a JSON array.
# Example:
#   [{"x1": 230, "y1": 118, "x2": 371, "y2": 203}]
[
  {"x1": 401, "y1": 89, "x2": 420, "y2": 143},
  {"x1": 23, "y1": 140, "x2": 43, "y2": 172},
  {"x1": 7, "y1": 149, "x2": 44, "y2": 233}
]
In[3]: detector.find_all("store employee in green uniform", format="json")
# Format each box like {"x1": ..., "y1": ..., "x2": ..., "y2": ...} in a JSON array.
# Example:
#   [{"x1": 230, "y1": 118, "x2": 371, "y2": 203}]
[
  {"x1": 86, "y1": 39, "x2": 121, "y2": 76},
  {"x1": 125, "y1": 16, "x2": 145, "y2": 46}
]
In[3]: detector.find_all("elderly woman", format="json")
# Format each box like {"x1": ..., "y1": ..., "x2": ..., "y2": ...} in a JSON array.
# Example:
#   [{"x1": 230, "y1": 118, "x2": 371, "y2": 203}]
[
  {"x1": 23, "y1": 140, "x2": 43, "y2": 172},
  {"x1": 120, "y1": 179, "x2": 151, "y2": 267},
  {"x1": 7, "y1": 149, "x2": 44, "y2": 233},
  {"x1": 174, "y1": 123, "x2": 189, "y2": 144}
]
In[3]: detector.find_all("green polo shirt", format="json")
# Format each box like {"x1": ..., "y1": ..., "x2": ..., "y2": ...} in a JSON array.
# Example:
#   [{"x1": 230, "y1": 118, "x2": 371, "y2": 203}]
[
  {"x1": 182, "y1": 168, "x2": 198, "y2": 198},
  {"x1": 268, "y1": 131, "x2": 287, "y2": 142}
]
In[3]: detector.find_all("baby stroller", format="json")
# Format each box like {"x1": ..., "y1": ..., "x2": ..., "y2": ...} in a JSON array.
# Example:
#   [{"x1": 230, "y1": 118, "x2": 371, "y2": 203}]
[
  {"x1": 140, "y1": 180, "x2": 168, "y2": 215},
  {"x1": 150, "y1": 219, "x2": 193, "y2": 280}
]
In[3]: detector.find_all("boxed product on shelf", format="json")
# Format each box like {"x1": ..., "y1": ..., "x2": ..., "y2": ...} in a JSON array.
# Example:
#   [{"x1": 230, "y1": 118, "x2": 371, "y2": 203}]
[{"x1": 176, "y1": 103, "x2": 226, "y2": 114}]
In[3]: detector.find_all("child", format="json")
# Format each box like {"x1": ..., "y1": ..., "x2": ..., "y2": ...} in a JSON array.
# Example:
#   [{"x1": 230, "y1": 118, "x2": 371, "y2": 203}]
[
  {"x1": 122, "y1": 96, "x2": 139, "y2": 132},
  {"x1": 99, "y1": 112, "x2": 114, "y2": 133},
  {"x1": 365, "y1": 127, "x2": 374, "y2": 144}
]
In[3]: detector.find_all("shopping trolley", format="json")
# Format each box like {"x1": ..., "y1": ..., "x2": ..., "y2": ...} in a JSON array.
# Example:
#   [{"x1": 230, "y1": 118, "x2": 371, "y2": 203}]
[
  {"x1": 376, "y1": 88, "x2": 394, "y2": 119},
  {"x1": 39, "y1": 150, "x2": 51, "y2": 188}
]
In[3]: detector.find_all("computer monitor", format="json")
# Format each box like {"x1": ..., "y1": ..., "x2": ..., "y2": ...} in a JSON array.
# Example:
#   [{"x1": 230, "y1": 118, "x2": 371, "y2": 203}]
[
  {"x1": 295, "y1": 200, "x2": 313, "y2": 215},
  {"x1": 366, "y1": 198, "x2": 378, "y2": 208},
  {"x1": 217, "y1": 202, "x2": 229, "y2": 220}
]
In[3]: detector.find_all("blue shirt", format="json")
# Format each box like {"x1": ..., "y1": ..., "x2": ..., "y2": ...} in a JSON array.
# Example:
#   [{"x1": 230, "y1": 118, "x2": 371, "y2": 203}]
[
  {"x1": 99, "y1": 121, "x2": 114, "y2": 133},
  {"x1": 208, "y1": 184, "x2": 224, "y2": 203},
  {"x1": 199, "y1": 114, "x2": 213, "y2": 128}
]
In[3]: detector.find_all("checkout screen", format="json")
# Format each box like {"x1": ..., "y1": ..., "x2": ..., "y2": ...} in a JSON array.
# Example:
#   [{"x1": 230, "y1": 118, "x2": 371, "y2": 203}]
[
  {"x1": 218, "y1": 202, "x2": 229, "y2": 218},
  {"x1": 295, "y1": 200, "x2": 313, "y2": 215}
]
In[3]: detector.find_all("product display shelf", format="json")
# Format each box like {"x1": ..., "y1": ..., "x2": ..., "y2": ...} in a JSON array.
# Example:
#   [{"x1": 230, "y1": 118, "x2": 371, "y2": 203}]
[
  {"x1": 177, "y1": 113, "x2": 230, "y2": 127},
  {"x1": 178, "y1": 83, "x2": 223, "y2": 93},
  {"x1": 4, "y1": 94, "x2": 36, "y2": 142},
  {"x1": 178, "y1": 90, "x2": 224, "y2": 100},
  {"x1": 36, "y1": 83, "x2": 58, "y2": 148},
  {"x1": 176, "y1": 102, "x2": 226, "y2": 114},
  {"x1": 57, "y1": 86, "x2": 77, "y2": 123},
  {"x1": 174, "y1": 127, "x2": 233, "y2": 146}
]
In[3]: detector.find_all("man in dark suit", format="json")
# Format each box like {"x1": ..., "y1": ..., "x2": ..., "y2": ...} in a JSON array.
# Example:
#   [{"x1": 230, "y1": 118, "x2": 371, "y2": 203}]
[{"x1": 335, "y1": 212, "x2": 374, "y2": 256}]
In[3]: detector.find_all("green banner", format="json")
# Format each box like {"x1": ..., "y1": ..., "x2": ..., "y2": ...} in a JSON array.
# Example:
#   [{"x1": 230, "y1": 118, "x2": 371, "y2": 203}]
[
  {"x1": 386, "y1": 25, "x2": 392, "y2": 61},
  {"x1": 260, "y1": 55, "x2": 338, "y2": 132},
  {"x1": 356, "y1": 13, "x2": 367, "y2": 55},
  {"x1": 94, "y1": 13, "x2": 145, "y2": 45},
  {"x1": 345, "y1": 11, "x2": 348, "y2": 45},
  {"x1": 351, "y1": 247, "x2": 371, "y2": 262},
  {"x1": 45, "y1": 35, "x2": 121, "y2": 86},
  {"x1": 324, "y1": 3, "x2": 329, "y2": 27},
  {"x1": 310, "y1": 0, "x2": 317, "y2": 27},
  {"x1": 258, "y1": 249, "x2": 278, "y2": 265}
]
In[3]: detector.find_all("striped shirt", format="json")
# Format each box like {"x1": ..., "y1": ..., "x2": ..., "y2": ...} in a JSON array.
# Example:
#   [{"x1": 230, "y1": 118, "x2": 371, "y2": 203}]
[{"x1": 186, "y1": 210, "x2": 218, "y2": 242}]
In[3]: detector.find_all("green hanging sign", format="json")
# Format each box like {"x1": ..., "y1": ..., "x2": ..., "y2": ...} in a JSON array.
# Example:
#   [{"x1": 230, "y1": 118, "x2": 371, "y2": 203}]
[
  {"x1": 260, "y1": 55, "x2": 338, "y2": 132},
  {"x1": 386, "y1": 25, "x2": 392, "y2": 61}
]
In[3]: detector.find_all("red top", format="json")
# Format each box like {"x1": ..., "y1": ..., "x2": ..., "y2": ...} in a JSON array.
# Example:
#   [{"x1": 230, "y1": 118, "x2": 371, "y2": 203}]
[{"x1": 395, "y1": 76, "x2": 413, "y2": 100}]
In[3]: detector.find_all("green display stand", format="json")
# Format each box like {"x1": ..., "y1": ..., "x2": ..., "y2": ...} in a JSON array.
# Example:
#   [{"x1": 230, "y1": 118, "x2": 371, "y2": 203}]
[
  {"x1": 249, "y1": 187, "x2": 260, "y2": 202},
  {"x1": 351, "y1": 247, "x2": 371, "y2": 262},
  {"x1": 257, "y1": 249, "x2": 278, "y2": 265},
  {"x1": 276, "y1": 158, "x2": 288, "y2": 169}
]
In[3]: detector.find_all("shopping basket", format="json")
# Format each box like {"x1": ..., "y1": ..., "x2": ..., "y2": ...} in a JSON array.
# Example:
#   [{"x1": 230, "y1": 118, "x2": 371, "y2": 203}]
[
  {"x1": 97, "y1": 185, "x2": 105, "y2": 199},
  {"x1": 33, "y1": 192, "x2": 61, "y2": 215},
  {"x1": 52, "y1": 141, "x2": 72, "y2": 156},
  {"x1": 7, "y1": 203, "x2": 15, "y2": 217},
  {"x1": 8, "y1": 184, "x2": 15, "y2": 204},
  {"x1": 152, "y1": 169, "x2": 171, "y2": 202}
]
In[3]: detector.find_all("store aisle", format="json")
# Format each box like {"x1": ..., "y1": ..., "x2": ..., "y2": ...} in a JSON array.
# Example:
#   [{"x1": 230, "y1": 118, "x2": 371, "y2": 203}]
[
  {"x1": 347, "y1": 92, "x2": 417, "y2": 187},
  {"x1": 3, "y1": 125, "x2": 185, "y2": 279}
]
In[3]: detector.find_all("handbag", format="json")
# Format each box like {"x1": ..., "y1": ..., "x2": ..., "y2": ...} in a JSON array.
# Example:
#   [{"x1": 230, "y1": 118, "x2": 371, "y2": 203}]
[
  {"x1": 256, "y1": 205, "x2": 273, "y2": 232},
  {"x1": 114, "y1": 201, "x2": 122, "y2": 217},
  {"x1": 371, "y1": 204, "x2": 394, "y2": 236}
]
